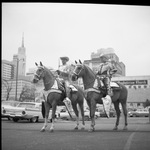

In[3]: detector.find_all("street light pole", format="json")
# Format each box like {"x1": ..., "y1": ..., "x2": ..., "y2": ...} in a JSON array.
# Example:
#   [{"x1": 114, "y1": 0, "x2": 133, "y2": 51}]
[{"x1": 15, "y1": 58, "x2": 24, "y2": 101}]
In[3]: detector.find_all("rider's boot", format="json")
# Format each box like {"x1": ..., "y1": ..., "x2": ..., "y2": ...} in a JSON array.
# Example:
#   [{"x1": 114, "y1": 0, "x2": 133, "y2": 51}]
[
  {"x1": 63, "y1": 97, "x2": 74, "y2": 118},
  {"x1": 102, "y1": 78, "x2": 112, "y2": 118},
  {"x1": 63, "y1": 83, "x2": 74, "y2": 118}
]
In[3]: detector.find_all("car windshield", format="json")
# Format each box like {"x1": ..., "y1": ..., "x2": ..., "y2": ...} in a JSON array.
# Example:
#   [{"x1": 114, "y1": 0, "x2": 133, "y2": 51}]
[
  {"x1": 17, "y1": 103, "x2": 35, "y2": 108},
  {"x1": 2, "y1": 101, "x2": 19, "y2": 107}
]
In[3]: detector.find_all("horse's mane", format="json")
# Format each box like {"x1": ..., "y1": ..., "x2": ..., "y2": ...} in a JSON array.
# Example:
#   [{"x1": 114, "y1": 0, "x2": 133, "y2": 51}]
[
  {"x1": 44, "y1": 66, "x2": 55, "y2": 77},
  {"x1": 83, "y1": 64, "x2": 96, "y2": 77}
]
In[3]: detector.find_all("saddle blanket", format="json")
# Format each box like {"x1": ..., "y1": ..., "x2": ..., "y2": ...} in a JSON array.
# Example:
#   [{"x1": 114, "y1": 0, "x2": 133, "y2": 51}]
[{"x1": 42, "y1": 79, "x2": 78, "y2": 101}]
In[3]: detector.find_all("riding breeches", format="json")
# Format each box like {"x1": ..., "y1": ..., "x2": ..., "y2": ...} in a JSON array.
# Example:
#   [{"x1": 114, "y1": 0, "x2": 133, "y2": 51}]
[
  {"x1": 64, "y1": 80, "x2": 70, "y2": 97},
  {"x1": 103, "y1": 77, "x2": 112, "y2": 95}
]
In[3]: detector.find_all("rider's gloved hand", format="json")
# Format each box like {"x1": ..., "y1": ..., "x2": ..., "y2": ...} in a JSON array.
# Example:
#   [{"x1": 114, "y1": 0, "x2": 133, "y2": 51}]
[{"x1": 56, "y1": 70, "x2": 61, "y2": 75}]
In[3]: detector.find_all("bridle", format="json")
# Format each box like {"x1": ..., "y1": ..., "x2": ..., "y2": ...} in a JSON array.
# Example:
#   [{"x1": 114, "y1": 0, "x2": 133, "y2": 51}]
[
  {"x1": 34, "y1": 66, "x2": 45, "y2": 81},
  {"x1": 73, "y1": 64, "x2": 84, "y2": 79},
  {"x1": 34, "y1": 66, "x2": 53, "y2": 86}
]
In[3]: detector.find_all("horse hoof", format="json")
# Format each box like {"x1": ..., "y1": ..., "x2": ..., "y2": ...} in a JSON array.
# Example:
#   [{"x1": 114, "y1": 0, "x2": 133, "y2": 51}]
[
  {"x1": 50, "y1": 129, "x2": 54, "y2": 132},
  {"x1": 40, "y1": 129, "x2": 45, "y2": 132},
  {"x1": 74, "y1": 126, "x2": 78, "y2": 130},
  {"x1": 113, "y1": 127, "x2": 118, "y2": 131},
  {"x1": 88, "y1": 128, "x2": 95, "y2": 132}
]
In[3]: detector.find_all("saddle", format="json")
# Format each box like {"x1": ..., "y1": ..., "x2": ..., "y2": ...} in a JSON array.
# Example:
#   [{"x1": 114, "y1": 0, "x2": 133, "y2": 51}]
[
  {"x1": 55, "y1": 78, "x2": 78, "y2": 94},
  {"x1": 93, "y1": 77, "x2": 121, "y2": 94}
]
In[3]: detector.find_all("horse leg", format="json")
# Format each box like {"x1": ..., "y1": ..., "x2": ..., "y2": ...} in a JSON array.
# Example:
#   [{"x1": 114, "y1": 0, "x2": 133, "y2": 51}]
[
  {"x1": 79, "y1": 103, "x2": 85, "y2": 130},
  {"x1": 121, "y1": 102, "x2": 128, "y2": 130},
  {"x1": 79, "y1": 102, "x2": 85, "y2": 130},
  {"x1": 49, "y1": 103, "x2": 57, "y2": 132},
  {"x1": 41, "y1": 102, "x2": 50, "y2": 132},
  {"x1": 89, "y1": 99, "x2": 96, "y2": 132},
  {"x1": 72, "y1": 102, "x2": 79, "y2": 130},
  {"x1": 113, "y1": 101, "x2": 121, "y2": 130}
]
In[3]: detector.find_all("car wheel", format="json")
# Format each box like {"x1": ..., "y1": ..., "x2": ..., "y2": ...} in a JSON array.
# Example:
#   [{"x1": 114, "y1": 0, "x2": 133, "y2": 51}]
[
  {"x1": 95, "y1": 115, "x2": 98, "y2": 119},
  {"x1": 30, "y1": 117, "x2": 38, "y2": 123},
  {"x1": 84, "y1": 116, "x2": 90, "y2": 121},
  {"x1": 13, "y1": 118, "x2": 19, "y2": 122}
]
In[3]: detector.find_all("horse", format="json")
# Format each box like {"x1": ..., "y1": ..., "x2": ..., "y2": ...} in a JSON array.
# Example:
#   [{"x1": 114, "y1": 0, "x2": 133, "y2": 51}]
[
  {"x1": 72, "y1": 60, "x2": 128, "y2": 132},
  {"x1": 32, "y1": 62, "x2": 85, "y2": 132}
]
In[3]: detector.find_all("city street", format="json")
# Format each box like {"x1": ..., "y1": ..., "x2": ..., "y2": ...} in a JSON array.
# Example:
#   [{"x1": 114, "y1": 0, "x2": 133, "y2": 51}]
[{"x1": 2, "y1": 117, "x2": 150, "y2": 150}]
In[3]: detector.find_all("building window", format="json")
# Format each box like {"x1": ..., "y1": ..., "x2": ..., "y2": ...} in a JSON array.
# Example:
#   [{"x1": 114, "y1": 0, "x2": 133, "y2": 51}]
[{"x1": 137, "y1": 103, "x2": 141, "y2": 106}]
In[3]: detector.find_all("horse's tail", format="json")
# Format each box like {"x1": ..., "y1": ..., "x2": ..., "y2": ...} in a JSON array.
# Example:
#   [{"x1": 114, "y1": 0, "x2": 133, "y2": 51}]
[
  {"x1": 117, "y1": 82, "x2": 128, "y2": 102},
  {"x1": 41, "y1": 101, "x2": 45, "y2": 118}
]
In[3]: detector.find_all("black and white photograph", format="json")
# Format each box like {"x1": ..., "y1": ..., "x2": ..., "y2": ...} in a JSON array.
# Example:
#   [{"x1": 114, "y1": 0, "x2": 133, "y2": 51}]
[{"x1": 2, "y1": 2, "x2": 150, "y2": 150}]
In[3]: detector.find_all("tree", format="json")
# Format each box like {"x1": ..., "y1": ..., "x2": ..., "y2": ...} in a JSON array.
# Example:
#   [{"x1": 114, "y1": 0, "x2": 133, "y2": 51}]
[
  {"x1": 2, "y1": 79, "x2": 13, "y2": 101},
  {"x1": 19, "y1": 85, "x2": 36, "y2": 101}
]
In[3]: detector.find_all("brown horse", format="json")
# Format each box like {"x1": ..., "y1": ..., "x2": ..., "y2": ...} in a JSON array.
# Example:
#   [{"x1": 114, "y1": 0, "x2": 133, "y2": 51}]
[
  {"x1": 32, "y1": 62, "x2": 85, "y2": 132},
  {"x1": 72, "y1": 60, "x2": 128, "y2": 132}
]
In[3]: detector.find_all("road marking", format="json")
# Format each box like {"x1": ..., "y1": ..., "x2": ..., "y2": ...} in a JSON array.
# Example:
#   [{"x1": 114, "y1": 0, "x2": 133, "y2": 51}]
[{"x1": 123, "y1": 126, "x2": 139, "y2": 150}]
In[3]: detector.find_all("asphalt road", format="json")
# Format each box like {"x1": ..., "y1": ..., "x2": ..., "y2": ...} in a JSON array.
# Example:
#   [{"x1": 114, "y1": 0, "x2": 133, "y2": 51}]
[{"x1": 2, "y1": 117, "x2": 150, "y2": 150}]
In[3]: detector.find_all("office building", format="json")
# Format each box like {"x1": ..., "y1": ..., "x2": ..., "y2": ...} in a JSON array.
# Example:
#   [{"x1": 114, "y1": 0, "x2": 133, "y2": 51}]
[{"x1": 2, "y1": 60, "x2": 15, "y2": 80}]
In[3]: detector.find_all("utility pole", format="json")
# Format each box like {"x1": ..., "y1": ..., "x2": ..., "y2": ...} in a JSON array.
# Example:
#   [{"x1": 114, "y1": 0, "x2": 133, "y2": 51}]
[{"x1": 15, "y1": 58, "x2": 24, "y2": 101}]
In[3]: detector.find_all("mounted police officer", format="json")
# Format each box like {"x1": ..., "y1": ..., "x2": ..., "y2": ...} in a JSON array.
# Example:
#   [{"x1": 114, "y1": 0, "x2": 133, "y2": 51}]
[{"x1": 97, "y1": 54, "x2": 117, "y2": 118}]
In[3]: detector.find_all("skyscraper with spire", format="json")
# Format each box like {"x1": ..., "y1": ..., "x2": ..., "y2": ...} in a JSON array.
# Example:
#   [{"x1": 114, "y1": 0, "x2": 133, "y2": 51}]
[{"x1": 13, "y1": 33, "x2": 26, "y2": 76}]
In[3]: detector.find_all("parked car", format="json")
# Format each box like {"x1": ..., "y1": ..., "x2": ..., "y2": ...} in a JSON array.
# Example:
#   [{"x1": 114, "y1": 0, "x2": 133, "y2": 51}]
[
  {"x1": 9, "y1": 102, "x2": 60, "y2": 123},
  {"x1": 99, "y1": 109, "x2": 116, "y2": 118},
  {"x1": 128, "y1": 108, "x2": 149, "y2": 117},
  {"x1": 9, "y1": 102, "x2": 43, "y2": 122},
  {"x1": 59, "y1": 108, "x2": 76, "y2": 120},
  {"x1": 1, "y1": 100, "x2": 20, "y2": 120}
]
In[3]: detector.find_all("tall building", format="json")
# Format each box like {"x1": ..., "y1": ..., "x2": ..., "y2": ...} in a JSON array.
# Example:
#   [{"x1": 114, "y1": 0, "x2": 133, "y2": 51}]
[
  {"x1": 2, "y1": 34, "x2": 28, "y2": 101},
  {"x1": 84, "y1": 48, "x2": 125, "y2": 76},
  {"x1": 13, "y1": 33, "x2": 26, "y2": 77},
  {"x1": 1, "y1": 60, "x2": 15, "y2": 80}
]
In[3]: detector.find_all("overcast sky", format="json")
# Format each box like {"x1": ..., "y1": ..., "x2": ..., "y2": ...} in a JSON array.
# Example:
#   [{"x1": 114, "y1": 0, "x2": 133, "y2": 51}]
[{"x1": 2, "y1": 3, "x2": 150, "y2": 76}]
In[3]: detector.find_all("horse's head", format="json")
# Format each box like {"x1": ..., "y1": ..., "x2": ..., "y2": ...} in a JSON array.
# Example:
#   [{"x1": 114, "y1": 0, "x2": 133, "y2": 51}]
[
  {"x1": 32, "y1": 62, "x2": 46, "y2": 83},
  {"x1": 72, "y1": 60, "x2": 84, "y2": 81}
]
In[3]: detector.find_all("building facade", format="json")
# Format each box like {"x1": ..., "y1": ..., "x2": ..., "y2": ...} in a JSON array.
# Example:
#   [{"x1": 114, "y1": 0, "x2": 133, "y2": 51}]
[
  {"x1": 112, "y1": 76, "x2": 150, "y2": 108},
  {"x1": 1, "y1": 76, "x2": 33, "y2": 101},
  {"x1": 1, "y1": 60, "x2": 15, "y2": 80}
]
